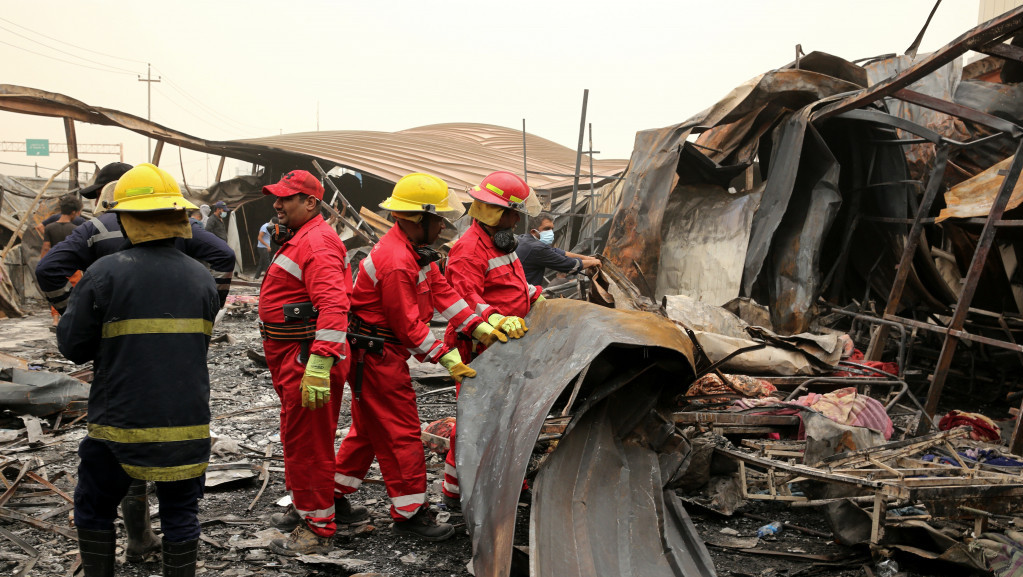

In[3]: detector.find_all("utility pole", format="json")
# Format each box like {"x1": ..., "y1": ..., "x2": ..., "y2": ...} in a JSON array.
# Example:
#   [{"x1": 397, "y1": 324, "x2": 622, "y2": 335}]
[{"x1": 138, "y1": 62, "x2": 161, "y2": 160}]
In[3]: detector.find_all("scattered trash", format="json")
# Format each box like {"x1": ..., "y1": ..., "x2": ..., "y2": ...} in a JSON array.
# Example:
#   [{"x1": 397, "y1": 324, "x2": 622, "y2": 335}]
[{"x1": 756, "y1": 521, "x2": 784, "y2": 538}]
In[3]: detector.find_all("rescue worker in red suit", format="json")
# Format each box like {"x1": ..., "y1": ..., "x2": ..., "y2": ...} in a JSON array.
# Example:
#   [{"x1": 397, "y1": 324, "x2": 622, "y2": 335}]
[
  {"x1": 441, "y1": 171, "x2": 544, "y2": 506},
  {"x1": 258, "y1": 170, "x2": 363, "y2": 555},
  {"x1": 334, "y1": 173, "x2": 509, "y2": 541}
]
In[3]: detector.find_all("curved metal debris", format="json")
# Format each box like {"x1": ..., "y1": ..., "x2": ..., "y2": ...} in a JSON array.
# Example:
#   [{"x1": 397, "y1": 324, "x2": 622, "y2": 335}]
[{"x1": 457, "y1": 299, "x2": 706, "y2": 577}]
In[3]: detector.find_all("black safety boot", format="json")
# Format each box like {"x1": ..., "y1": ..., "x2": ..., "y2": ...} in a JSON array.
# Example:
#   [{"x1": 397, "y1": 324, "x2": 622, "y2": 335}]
[
  {"x1": 442, "y1": 492, "x2": 461, "y2": 511},
  {"x1": 392, "y1": 506, "x2": 455, "y2": 542},
  {"x1": 77, "y1": 528, "x2": 115, "y2": 577},
  {"x1": 269, "y1": 505, "x2": 301, "y2": 531},
  {"x1": 162, "y1": 538, "x2": 199, "y2": 577},
  {"x1": 336, "y1": 494, "x2": 370, "y2": 524},
  {"x1": 122, "y1": 479, "x2": 162, "y2": 562}
]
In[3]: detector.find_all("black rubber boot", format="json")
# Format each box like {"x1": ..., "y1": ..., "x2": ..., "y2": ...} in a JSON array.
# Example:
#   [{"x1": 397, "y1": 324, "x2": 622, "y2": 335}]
[
  {"x1": 77, "y1": 528, "x2": 115, "y2": 577},
  {"x1": 122, "y1": 479, "x2": 162, "y2": 562},
  {"x1": 392, "y1": 506, "x2": 455, "y2": 542},
  {"x1": 162, "y1": 538, "x2": 199, "y2": 577},
  {"x1": 336, "y1": 495, "x2": 370, "y2": 524}
]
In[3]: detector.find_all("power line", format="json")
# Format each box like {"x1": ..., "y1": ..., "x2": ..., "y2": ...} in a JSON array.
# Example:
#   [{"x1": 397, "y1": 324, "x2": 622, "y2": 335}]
[
  {"x1": 0, "y1": 39, "x2": 136, "y2": 76},
  {"x1": 152, "y1": 67, "x2": 276, "y2": 134},
  {"x1": 0, "y1": 16, "x2": 146, "y2": 65},
  {"x1": 0, "y1": 22, "x2": 138, "y2": 75}
]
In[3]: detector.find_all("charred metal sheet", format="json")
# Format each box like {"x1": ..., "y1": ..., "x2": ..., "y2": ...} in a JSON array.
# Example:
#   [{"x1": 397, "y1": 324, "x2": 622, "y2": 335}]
[
  {"x1": 456, "y1": 299, "x2": 698, "y2": 577},
  {"x1": 603, "y1": 69, "x2": 862, "y2": 298},
  {"x1": 938, "y1": 155, "x2": 1023, "y2": 221},
  {"x1": 0, "y1": 367, "x2": 88, "y2": 417},
  {"x1": 532, "y1": 385, "x2": 714, "y2": 577}
]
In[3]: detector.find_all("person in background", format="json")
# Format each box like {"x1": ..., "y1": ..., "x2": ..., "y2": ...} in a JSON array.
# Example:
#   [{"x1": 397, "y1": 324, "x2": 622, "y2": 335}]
[
  {"x1": 204, "y1": 201, "x2": 228, "y2": 241},
  {"x1": 515, "y1": 212, "x2": 601, "y2": 286},
  {"x1": 41, "y1": 194, "x2": 84, "y2": 327},
  {"x1": 188, "y1": 208, "x2": 203, "y2": 226},
  {"x1": 254, "y1": 217, "x2": 274, "y2": 280},
  {"x1": 199, "y1": 204, "x2": 211, "y2": 227}
]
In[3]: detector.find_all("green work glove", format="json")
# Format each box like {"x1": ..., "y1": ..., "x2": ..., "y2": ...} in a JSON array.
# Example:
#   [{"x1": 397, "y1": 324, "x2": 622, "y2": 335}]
[
  {"x1": 488, "y1": 313, "x2": 527, "y2": 339},
  {"x1": 534, "y1": 294, "x2": 546, "y2": 304},
  {"x1": 439, "y1": 349, "x2": 477, "y2": 383},
  {"x1": 472, "y1": 321, "x2": 508, "y2": 347},
  {"x1": 301, "y1": 354, "x2": 333, "y2": 410}
]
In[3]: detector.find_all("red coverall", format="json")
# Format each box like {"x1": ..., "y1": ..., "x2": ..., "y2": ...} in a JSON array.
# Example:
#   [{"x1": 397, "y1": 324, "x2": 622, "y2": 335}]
[
  {"x1": 334, "y1": 225, "x2": 485, "y2": 521},
  {"x1": 441, "y1": 220, "x2": 542, "y2": 500},
  {"x1": 258, "y1": 216, "x2": 351, "y2": 538}
]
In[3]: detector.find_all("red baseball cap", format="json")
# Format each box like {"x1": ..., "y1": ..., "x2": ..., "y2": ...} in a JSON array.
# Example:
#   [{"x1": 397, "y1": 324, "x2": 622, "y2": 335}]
[{"x1": 262, "y1": 170, "x2": 324, "y2": 200}]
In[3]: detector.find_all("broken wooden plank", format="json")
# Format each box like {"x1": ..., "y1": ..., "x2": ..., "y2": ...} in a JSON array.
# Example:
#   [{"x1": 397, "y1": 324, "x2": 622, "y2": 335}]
[
  {"x1": 0, "y1": 506, "x2": 77, "y2": 540},
  {"x1": 25, "y1": 472, "x2": 73, "y2": 504}
]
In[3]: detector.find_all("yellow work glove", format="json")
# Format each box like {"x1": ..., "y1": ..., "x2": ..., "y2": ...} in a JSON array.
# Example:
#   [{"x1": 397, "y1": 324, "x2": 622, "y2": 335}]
[
  {"x1": 300, "y1": 354, "x2": 333, "y2": 409},
  {"x1": 472, "y1": 321, "x2": 508, "y2": 347},
  {"x1": 439, "y1": 349, "x2": 477, "y2": 383},
  {"x1": 534, "y1": 295, "x2": 546, "y2": 304},
  {"x1": 488, "y1": 313, "x2": 527, "y2": 339}
]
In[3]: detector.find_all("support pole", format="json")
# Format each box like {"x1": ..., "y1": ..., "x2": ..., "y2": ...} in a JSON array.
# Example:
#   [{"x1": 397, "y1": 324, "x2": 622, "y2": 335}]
[
  {"x1": 566, "y1": 89, "x2": 589, "y2": 248},
  {"x1": 63, "y1": 118, "x2": 79, "y2": 191},
  {"x1": 137, "y1": 63, "x2": 161, "y2": 160},
  {"x1": 215, "y1": 156, "x2": 226, "y2": 183}
]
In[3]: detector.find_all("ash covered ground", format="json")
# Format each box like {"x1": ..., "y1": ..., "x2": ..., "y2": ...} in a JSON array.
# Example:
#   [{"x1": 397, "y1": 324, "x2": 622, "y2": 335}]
[{"x1": 0, "y1": 286, "x2": 900, "y2": 577}]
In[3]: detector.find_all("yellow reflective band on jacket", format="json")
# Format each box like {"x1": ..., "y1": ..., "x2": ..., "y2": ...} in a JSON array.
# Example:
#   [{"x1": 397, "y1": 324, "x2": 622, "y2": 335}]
[
  {"x1": 120, "y1": 462, "x2": 209, "y2": 482},
  {"x1": 88, "y1": 423, "x2": 210, "y2": 443},
  {"x1": 101, "y1": 318, "x2": 213, "y2": 338}
]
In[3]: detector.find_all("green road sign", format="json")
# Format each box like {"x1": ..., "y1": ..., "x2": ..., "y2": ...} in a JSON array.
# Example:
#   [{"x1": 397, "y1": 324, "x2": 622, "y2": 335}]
[{"x1": 26, "y1": 139, "x2": 49, "y2": 156}]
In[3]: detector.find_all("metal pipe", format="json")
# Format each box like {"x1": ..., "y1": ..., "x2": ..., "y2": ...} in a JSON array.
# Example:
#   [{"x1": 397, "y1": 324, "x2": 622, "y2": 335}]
[{"x1": 566, "y1": 89, "x2": 588, "y2": 247}]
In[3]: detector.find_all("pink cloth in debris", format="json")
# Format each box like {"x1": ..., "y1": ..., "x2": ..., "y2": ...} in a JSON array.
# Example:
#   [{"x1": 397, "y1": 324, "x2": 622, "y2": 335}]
[{"x1": 732, "y1": 387, "x2": 893, "y2": 440}]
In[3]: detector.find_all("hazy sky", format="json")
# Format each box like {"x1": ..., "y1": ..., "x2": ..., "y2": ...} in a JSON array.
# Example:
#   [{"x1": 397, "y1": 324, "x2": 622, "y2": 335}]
[{"x1": 0, "y1": 0, "x2": 986, "y2": 188}]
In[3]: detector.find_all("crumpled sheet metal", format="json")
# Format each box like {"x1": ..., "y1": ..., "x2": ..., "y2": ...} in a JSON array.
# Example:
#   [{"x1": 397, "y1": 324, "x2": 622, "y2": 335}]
[
  {"x1": 531, "y1": 384, "x2": 714, "y2": 577},
  {"x1": 604, "y1": 69, "x2": 862, "y2": 299},
  {"x1": 456, "y1": 299, "x2": 698, "y2": 577},
  {"x1": 0, "y1": 368, "x2": 89, "y2": 417},
  {"x1": 937, "y1": 155, "x2": 1023, "y2": 222},
  {"x1": 654, "y1": 182, "x2": 762, "y2": 305}
]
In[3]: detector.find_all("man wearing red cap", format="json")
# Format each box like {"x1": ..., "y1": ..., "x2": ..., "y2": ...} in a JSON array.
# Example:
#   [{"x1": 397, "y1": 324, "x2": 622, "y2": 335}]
[
  {"x1": 440, "y1": 171, "x2": 544, "y2": 507},
  {"x1": 258, "y1": 170, "x2": 363, "y2": 555}
]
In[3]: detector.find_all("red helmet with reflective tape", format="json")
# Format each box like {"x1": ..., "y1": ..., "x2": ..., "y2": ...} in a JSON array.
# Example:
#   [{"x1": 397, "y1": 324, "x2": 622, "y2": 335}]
[{"x1": 468, "y1": 171, "x2": 541, "y2": 216}]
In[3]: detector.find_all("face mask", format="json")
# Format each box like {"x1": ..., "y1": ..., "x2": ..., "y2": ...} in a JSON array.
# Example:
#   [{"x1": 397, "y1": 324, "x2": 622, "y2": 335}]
[
  {"x1": 538, "y1": 230, "x2": 555, "y2": 245},
  {"x1": 492, "y1": 229, "x2": 518, "y2": 253},
  {"x1": 414, "y1": 246, "x2": 441, "y2": 267}
]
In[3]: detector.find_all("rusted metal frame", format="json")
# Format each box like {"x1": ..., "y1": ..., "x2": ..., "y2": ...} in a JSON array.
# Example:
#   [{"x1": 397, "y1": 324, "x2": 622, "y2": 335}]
[
  {"x1": 996, "y1": 315, "x2": 1023, "y2": 369},
  {"x1": 979, "y1": 41, "x2": 1023, "y2": 63},
  {"x1": 865, "y1": 145, "x2": 950, "y2": 361},
  {"x1": 63, "y1": 118, "x2": 79, "y2": 190},
  {"x1": 0, "y1": 460, "x2": 31, "y2": 507},
  {"x1": 781, "y1": 376, "x2": 908, "y2": 411},
  {"x1": 825, "y1": 308, "x2": 909, "y2": 375},
  {"x1": 0, "y1": 506, "x2": 77, "y2": 540},
  {"x1": 886, "y1": 313, "x2": 1023, "y2": 353},
  {"x1": 893, "y1": 88, "x2": 1023, "y2": 137},
  {"x1": 558, "y1": 363, "x2": 591, "y2": 418},
  {"x1": 214, "y1": 156, "x2": 226, "y2": 183},
  {"x1": 864, "y1": 216, "x2": 1023, "y2": 227},
  {"x1": 818, "y1": 427, "x2": 969, "y2": 469},
  {"x1": 922, "y1": 138, "x2": 1023, "y2": 432},
  {"x1": 836, "y1": 108, "x2": 943, "y2": 143},
  {"x1": 813, "y1": 6, "x2": 1023, "y2": 122},
  {"x1": 24, "y1": 472, "x2": 72, "y2": 504}
]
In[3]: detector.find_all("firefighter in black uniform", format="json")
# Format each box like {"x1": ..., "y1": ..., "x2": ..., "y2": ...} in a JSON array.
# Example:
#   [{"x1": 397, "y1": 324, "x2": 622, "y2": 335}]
[{"x1": 58, "y1": 163, "x2": 218, "y2": 577}]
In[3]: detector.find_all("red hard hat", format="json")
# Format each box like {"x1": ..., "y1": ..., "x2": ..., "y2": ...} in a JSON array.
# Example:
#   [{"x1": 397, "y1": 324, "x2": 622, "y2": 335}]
[{"x1": 469, "y1": 171, "x2": 532, "y2": 212}]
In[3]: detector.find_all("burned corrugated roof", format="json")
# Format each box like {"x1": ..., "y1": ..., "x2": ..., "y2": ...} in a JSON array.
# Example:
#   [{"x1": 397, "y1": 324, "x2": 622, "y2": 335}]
[{"x1": 0, "y1": 85, "x2": 627, "y2": 193}]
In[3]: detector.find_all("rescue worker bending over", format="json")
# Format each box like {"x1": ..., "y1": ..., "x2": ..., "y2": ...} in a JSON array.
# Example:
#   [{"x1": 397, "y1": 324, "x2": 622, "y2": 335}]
[
  {"x1": 58, "y1": 163, "x2": 218, "y2": 577},
  {"x1": 334, "y1": 173, "x2": 508, "y2": 541},
  {"x1": 441, "y1": 171, "x2": 544, "y2": 507},
  {"x1": 258, "y1": 170, "x2": 360, "y2": 555}
]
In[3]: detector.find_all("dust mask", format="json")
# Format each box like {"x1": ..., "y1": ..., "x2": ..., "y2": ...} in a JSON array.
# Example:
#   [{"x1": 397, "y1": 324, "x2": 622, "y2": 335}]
[{"x1": 538, "y1": 230, "x2": 554, "y2": 245}]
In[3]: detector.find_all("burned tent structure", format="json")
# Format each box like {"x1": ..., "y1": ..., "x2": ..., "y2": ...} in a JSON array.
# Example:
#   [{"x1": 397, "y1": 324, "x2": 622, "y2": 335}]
[
  {"x1": 602, "y1": 8, "x2": 1023, "y2": 444},
  {"x1": 0, "y1": 85, "x2": 627, "y2": 279}
]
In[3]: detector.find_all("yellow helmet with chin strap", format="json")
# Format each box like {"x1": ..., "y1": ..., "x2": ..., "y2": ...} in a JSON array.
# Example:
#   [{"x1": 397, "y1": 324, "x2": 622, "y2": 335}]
[
  {"x1": 106, "y1": 163, "x2": 197, "y2": 212},
  {"x1": 380, "y1": 173, "x2": 465, "y2": 220}
]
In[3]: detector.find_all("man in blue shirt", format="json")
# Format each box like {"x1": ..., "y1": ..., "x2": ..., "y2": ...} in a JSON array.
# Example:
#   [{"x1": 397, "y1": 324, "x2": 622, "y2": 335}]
[
  {"x1": 254, "y1": 218, "x2": 274, "y2": 279},
  {"x1": 515, "y1": 213, "x2": 600, "y2": 286}
]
